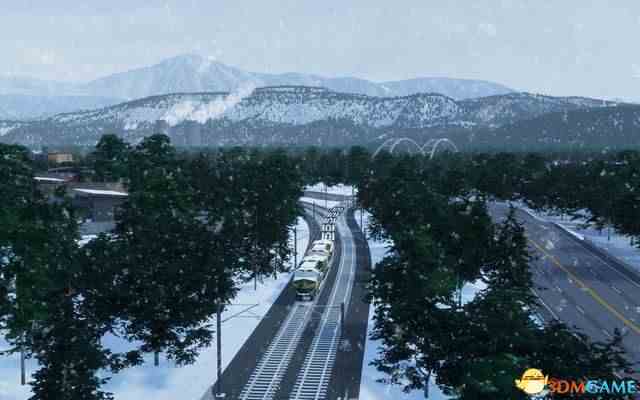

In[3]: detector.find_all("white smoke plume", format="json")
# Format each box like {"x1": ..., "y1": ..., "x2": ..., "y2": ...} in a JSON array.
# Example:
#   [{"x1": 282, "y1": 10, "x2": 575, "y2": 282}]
[{"x1": 162, "y1": 83, "x2": 255, "y2": 127}]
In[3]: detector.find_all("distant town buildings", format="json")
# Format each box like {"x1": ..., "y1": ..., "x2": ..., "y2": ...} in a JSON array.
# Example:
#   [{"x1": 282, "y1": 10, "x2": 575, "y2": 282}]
[
  {"x1": 34, "y1": 176, "x2": 128, "y2": 234},
  {"x1": 71, "y1": 187, "x2": 128, "y2": 222},
  {"x1": 47, "y1": 151, "x2": 74, "y2": 164},
  {"x1": 31, "y1": 147, "x2": 128, "y2": 237},
  {"x1": 34, "y1": 175, "x2": 70, "y2": 197}
]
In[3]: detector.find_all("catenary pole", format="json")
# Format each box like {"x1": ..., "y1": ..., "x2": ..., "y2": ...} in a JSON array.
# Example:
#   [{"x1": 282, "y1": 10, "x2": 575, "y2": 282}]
[{"x1": 216, "y1": 303, "x2": 223, "y2": 397}]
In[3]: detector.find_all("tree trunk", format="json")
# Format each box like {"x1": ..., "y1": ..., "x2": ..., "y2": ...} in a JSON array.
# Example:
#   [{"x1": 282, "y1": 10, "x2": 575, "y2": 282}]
[{"x1": 423, "y1": 371, "x2": 431, "y2": 399}]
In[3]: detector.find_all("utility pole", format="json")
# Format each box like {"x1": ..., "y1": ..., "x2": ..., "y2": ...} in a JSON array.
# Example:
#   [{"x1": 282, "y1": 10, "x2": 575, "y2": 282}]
[
  {"x1": 324, "y1": 183, "x2": 328, "y2": 209},
  {"x1": 20, "y1": 341, "x2": 25, "y2": 385},
  {"x1": 457, "y1": 272, "x2": 463, "y2": 309},
  {"x1": 254, "y1": 208, "x2": 258, "y2": 291},
  {"x1": 215, "y1": 303, "x2": 223, "y2": 398},
  {"x1": 360, "y1": 208, "x2": 364, "y2": 239},
  {"x1": 294, "y1": 225, "x2": 298, "y2": 269},
  {"x1": 211, "y1": 303, "x2": 259, "y2": 399},
  {"x1": 340, "y1": 302, "x2": 345, "y2": 337}
]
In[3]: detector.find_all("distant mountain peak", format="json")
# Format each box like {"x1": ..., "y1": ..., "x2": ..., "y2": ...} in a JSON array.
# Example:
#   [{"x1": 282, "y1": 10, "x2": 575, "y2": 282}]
[
  {"x1": 0, "y1": 54, "x2": 515, "y2": 104},
  {"x1": 0, "y1": 54, "x2": 518, "y2": 119},
  {"x1": 158, "y1": 53, "x2": 231, "y2": 72}
]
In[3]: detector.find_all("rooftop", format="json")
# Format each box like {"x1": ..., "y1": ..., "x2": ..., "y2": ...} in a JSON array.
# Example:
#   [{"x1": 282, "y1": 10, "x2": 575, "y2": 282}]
[
  {"x1": 73, "y1": 188, "x2": 128, "y2": 197},
  {"x1": 35, "y1": 176, "x2": 67, "y2": 183}
]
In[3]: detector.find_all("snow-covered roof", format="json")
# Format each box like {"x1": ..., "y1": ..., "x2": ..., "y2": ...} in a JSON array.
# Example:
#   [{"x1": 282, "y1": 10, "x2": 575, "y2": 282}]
[
  {"x1": 73, "y1": 188, "x2": 128, "y2": 197},
  {"x1": 303, "y1": 254, "x2": 328, "y2": 263},
  {"x1": 299, "y1": 260, "x2": 320, "y2": 269},
  {"x1": 35, "y1": 176, "x2": 67, "y2": 183},
  {"x1": 311, "y1": 243, "x2": 331, "y2": 252}
]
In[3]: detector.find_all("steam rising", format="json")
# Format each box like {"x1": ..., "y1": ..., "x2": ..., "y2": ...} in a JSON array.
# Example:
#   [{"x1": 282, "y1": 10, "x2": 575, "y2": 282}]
[{"x1": 162, "y1": 84, "x2": 255, "y2": 127}]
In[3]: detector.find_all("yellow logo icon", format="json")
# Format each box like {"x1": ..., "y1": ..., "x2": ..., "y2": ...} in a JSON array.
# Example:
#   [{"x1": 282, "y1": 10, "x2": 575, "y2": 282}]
[{"x1": 515, "y1": 368, "x2": 549, "y2": 395}]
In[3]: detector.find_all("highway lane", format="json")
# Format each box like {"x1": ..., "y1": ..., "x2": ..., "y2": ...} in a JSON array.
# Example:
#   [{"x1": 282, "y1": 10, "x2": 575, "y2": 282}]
[
  {"x1": 310, "y1": 192, "x2": 640, "y2": 373},
  {"x1": 490, "y1": 202, "x2": 640, "y2": 374}
]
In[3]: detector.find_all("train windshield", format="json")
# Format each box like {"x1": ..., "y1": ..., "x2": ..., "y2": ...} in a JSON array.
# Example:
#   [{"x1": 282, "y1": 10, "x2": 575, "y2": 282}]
[{"x1": 294, "y1": 270, "x2": 318, "y2": 281}]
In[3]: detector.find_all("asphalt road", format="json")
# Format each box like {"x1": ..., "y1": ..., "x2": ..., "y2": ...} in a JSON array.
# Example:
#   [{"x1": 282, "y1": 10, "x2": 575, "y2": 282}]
[
  {"x1": 306, "y1": 192, "x2": 640, "y2": 388},
  {"x1": 490, "y1": 202, "x2": 640, "y2": 376}
]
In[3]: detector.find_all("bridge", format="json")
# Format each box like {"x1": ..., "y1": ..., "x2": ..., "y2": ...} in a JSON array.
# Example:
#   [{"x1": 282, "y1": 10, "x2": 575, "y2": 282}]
[{"x1": 372, "y1": 137, "x2": 458, "y2": 158}]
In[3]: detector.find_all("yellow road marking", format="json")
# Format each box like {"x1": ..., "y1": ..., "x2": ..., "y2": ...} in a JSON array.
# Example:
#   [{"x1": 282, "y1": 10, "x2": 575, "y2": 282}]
[{"x1": 528, "y1": 238, "x2": 640, "y2": 336}]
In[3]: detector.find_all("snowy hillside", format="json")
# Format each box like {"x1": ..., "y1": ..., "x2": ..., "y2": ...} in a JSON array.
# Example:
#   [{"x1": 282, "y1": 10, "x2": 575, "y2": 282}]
[
  {"x1": 459, "y1": 92, "x2": 618, "y2": 127},
  {"x1": 0, "y1": 120, "x2": 28, "y2": 136},
  {"x1": 44, "y1": 87, "x2": 462, "y2": 129},
  {"x1": 0, "y1": 87, "x2": 629, "y2": 148}
]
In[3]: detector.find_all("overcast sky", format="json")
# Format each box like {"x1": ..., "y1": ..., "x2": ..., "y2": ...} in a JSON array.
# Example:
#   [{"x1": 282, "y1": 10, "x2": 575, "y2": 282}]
[{"x1": 2, "y1": 0, "x2": 639, "y2": 100}]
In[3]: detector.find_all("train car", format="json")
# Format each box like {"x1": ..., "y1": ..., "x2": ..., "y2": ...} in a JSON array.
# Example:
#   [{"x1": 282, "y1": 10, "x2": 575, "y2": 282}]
[
  {"x1": 292, "y1": 237, "x2": 336, "y2": 300},
  {"x1": 310, "y1": 239, "x2": 334, "y2": 257},
  {"x1": 293, "y1": 259, "x2": 323, "y2": 300},
  {"x1": 302, "y1": 253, "x2": 330, "y2": 272}
]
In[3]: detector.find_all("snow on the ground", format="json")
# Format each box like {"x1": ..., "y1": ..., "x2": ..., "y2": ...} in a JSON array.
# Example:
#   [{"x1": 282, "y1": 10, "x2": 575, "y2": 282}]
[
  {"x1": 357, "y1": 211, "x2": 450, "y2": 400},
  {"x1": 305, "y1": 183, "x2": 357, "y2": 197},
  {"x1": 299, "y1": 196, "x2": 342, "y2": 209},
  {"x1": 460, "y1": 279, "x2": 487, "y2": 305},
  {"x1": 519, "y1": 204, "x2": 640, "y2": 275},
  {"x1": 0, "y1": 217, "x2": 310, "y2": 400},
  {"x1": 0, "y1": 341, "x2": 33, "y2": 400}
]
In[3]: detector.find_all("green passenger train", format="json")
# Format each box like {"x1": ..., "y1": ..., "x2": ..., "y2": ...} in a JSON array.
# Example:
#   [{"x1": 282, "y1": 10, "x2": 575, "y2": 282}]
[{"x1": 292, "y1": 239, "x2": 334, "y2": 300}]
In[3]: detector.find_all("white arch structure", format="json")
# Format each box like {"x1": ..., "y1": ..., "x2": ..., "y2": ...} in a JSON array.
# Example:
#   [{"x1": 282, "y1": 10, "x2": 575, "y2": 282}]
[
  {"x1": 372, "y1": 137, "x2": 459, "y2": 159},
  {"x1": 389, "y1": 138, "x2": 423, "y2": 155},
  {"x1": 423, "y1": 138, "x2": 458, "y2": 159}
]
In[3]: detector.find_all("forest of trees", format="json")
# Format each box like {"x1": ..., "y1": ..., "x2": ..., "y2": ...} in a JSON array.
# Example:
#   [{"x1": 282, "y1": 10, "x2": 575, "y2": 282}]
[
  {"x1": 296, "y1": 146, "x2": 640, "y2": 244},
  {"x1": 0, "y1": 134, "x2": 303, "y2": 399},
  {"x1": 357, "y1": 153, "x2": 634, "y2": 399},
  {"x1": 4, "y1": 138, "x2": 640, "y2": 399}
]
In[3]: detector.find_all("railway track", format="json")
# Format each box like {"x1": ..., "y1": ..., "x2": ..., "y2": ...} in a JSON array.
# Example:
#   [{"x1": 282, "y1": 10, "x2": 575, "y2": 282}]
[
  {"x1": 238, "y1": 303, "x2": 313, "y2": 400},
  {"x1": 237, "y1": 200, "x2": 355, "y2": 400},
  {"x1": 289, "y1": 214, "x2": 355, "y2": 400}
]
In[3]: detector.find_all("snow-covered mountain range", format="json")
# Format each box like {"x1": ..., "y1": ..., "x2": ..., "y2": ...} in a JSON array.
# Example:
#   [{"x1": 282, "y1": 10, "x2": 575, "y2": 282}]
[
  {"x1": 2, "y1": 85, "x2": 631, "y2": 149},
  {"x1": 0, "y1": 54, "x2": 514, "y2": 120},
  {"x1": 78, "y1": 54, "x2": 514, "y2": 100}
]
